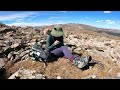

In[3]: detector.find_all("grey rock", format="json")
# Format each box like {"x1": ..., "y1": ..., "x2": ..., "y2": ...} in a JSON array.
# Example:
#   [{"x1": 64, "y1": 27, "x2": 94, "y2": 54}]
[
  {"x1": 0, "y1": 59, "x2": 4, "y2": 68},
  {"x1": 35, "y1": 74, "x2": 45, "y2": 79},
  {"x1": 11, "y1": 43, "x2": 19, "y2": 48},
  {"x1": 20, "y1": 50, "x2": 30, "y2": 57},
  {"x1": 3, "y1": 46, "x2": 14, "y2": 56},
  {"x1": 7, "y1": 51, "x2": 14, "y2": 60},
  {"x1": 0, "y1": 50, "x2": 5, "y2": 58}
]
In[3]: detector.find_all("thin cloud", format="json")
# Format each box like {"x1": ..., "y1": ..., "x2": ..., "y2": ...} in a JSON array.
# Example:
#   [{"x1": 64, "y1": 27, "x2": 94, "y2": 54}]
[
  {"x1": 96, "y1": 20, "x2": 103, "y2": 23},
  {"x1": 27, "y1": 14, "x2": 40, "y2": 20},
  {"x1": 0, "y1": 12, "x2": 39, "y2": 21},
  {"x1": 15, "y1": 18, "x2": 24, "y2": 22},
  {"x1": 48, "y1": 16, "x2": 71, "y2": 20},
  {"x1": 105, "y1": 20, "x2": 115, "y2": 24},
  {"x1": 104, "y1": 11, "x2": 111, "y2": 13},
  {"x1": 7, "y1": 22, "x2": 67, "y2": 27},
  {"x1": 96, "y1": 19, "x2": 116, "y2": 24}
]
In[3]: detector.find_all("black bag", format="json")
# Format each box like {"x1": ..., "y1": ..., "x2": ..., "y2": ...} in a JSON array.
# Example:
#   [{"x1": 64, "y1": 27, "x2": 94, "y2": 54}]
[{"x1": 31, "y1": 43, "x2": 52, "y2": 62}]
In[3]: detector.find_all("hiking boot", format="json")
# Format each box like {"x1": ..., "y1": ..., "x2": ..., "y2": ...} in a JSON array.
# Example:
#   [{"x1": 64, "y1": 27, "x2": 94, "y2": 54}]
[{"x1": 73, "y1": 56, "x2": 90, "y2": 69}]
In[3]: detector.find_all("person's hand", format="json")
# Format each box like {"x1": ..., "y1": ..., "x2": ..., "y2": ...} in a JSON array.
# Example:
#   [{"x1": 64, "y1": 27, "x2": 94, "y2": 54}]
[{"x1": 53, "y1": 40, "x2": 60, "y2": 45}]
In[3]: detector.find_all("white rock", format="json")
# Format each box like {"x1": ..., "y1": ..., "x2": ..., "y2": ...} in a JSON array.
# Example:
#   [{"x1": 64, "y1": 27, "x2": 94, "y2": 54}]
[
  {"x1": 57, "y1": 76, "x2": 61, "y2": 79},
  {"x1": 91, "y1": 75, "x2": 96, "y2": 79},
  {"x1": 116, "y1": 73, "x2": 120, "y2": 77},
  {"x1": 11, "y1": 43, "x2": 19, "y2": 48},
  {"x1": 35, "y1": 74, "x2": 44, "y2": 79}
]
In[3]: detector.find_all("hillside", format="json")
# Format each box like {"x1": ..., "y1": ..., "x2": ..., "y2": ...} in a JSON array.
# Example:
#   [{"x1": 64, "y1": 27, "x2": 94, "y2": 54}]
[{"x1": 1, "y1": 23, "x2": 120, "y2": 79}]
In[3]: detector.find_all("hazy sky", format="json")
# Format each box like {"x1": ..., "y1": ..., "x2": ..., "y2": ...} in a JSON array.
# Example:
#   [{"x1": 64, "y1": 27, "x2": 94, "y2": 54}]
[{"x1": 0, "y1": 11, "x2": 120, "y2": 29}]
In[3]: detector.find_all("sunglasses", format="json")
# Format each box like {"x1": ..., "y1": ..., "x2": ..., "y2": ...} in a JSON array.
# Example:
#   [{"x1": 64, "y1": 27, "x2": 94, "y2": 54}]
[{"x1": 54, "y1": 27, "x2": 63, "y2": 31}]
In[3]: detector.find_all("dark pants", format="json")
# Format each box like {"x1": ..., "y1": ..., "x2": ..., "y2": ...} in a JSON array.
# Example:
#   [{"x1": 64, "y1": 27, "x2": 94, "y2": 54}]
[{"x1": 50, "y1": 46, "x2": 74, "y2": 59}]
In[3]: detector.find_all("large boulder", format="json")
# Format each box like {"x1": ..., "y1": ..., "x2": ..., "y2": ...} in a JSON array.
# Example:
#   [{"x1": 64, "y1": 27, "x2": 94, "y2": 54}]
[
  {"x1": 3, "y1": 47, "x2": 14, "y2": 56},
  {"x1": 0, "y1": 28, "x2": 16, "y2": 34}
]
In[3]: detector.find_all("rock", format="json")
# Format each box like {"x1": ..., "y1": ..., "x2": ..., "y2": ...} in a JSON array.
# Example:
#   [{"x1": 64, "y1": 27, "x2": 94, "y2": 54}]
[
  {"x1": 3, "y1": 47, "x2": 14, "y2": 56},
  {"x1": 13, "y1": 55, "x2": 21, "y2": 63},
  {"x1": 21, "y1": 54, "x2": 29, "y2": 60},
  {"x1": 0, "y1": 50, "x2": 2, "y2": 54},
  {"x1": 35, "y1": 74, "x2": 45, "y2": 79},
  {"x1": 0, "y1": 59, "x2": 4, "y2": 68},
  {"x1": 56, "y1": 76, "x2": 61, "y2": 79},
  {"x1": 116, "y1": 73, "x2": 120, "y2": 78},
  {"x1": 8, "y1": 68, "x2": 45, "y2": 79},
  {"x1": 81, "y1": 74, "x2": 98, "y2": 79},
  {"x1": 104, "y1": 43, "x2": 111, "y2": 46},
  {"x1": 0, "y1": 28, "x2": 16, "y2": 34},
  {"x1": 7, "y1": 51, "x2": 14, "y2": 60},
  {"x1": 13, "y1": 50, "x2": 30, "y2": 62},
  {"x1": 91, "y1": 75, "x2": 97, "y2": 79},
  {"x1": 0, "y1": 43, "x2": 6, "y2": 47},
  {"x1": 14, "y1": 43, "x2": 26, "y2": 51},
  {"x1": 20, "y1": 50, "x2": 30, "y2": 57},
  {"x1": 40, "y1": 40, "x2": 46, "y2": 44},
  {"x1": 11, "y1": 43, "x2": 19, "y2": 48},
  {"x1": 28, "y1": 42, "x2": 36, "y2": 46},
  {"x1": 8, "y1": 70, "x2": 20, "y2": 79},
  {"x1": 74, "y1": 47, "x2": 82, "y2": 52},
  {"x1": 0, "y1": 50, "x2": 5, "y2": 58},
  {"x1": 0, "y1": 37, "x2": 4, "y2": 40},
  {"x1": 14, "y1": 51, "x2": 20, "y2": 55}
]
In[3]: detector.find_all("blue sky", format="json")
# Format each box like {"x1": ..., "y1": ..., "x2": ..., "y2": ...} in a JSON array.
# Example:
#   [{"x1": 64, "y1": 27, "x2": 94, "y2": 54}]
[{"x1": 0, "y1": 11, "x2": 120, "y2": 30}]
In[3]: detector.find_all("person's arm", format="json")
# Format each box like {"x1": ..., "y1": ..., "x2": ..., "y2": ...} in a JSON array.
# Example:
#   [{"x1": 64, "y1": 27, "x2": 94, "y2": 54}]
[
  {"x1": 46, "y1": 35, "x2": 56, "y2": 51},
  {"x1": 55, "y1": 36, "x2": 64, "y2": 47}
]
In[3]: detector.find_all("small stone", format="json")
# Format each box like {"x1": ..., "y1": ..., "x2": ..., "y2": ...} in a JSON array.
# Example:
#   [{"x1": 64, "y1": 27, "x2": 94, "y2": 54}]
[
  {"x1": 91, "y1": 75, "x2": 96, "y2": 79},
  {"x1": 35, "y1": 74, "x2": 43, "y2": 79},
  {"x1": 32, "y1": 61, "x2": 36, "y2": 63},
  {"x1": 89, "y1": 66, "x2": 93, "y2": 69},
  {"x1": 57, "y1": 76, "x2": 61, "y2": 79}
]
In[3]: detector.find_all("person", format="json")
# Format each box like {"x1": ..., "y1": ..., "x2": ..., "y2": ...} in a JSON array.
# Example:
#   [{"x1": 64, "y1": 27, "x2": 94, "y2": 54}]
[{"x1": 46, "y1": 25, "x2": 90, "y2": 69}]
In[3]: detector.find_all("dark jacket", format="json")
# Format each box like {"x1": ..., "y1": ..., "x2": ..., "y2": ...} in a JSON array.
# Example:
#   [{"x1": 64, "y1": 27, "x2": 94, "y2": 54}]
[{"x1": 46, "y1": 34, "x2": 64, "y2": 51}]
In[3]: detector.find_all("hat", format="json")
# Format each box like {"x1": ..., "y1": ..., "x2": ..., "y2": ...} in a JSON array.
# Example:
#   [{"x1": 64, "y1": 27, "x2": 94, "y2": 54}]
[{"x1": 51, "y1": 25, "x2": 64, "y2": 37}]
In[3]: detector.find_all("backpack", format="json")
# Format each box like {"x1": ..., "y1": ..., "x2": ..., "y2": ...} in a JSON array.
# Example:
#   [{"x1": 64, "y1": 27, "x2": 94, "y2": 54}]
[{"x1": 31, "y1": 43, "x2": 52, "y2": 62}]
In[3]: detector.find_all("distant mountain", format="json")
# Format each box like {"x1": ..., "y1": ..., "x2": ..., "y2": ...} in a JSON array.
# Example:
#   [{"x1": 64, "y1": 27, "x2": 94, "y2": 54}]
[
  {"x1": 2, "y1": 22, "x2": 120, "y2": 37},
  {"x1": 54, "y1": 23, "x2": 120, "y2": 37}
]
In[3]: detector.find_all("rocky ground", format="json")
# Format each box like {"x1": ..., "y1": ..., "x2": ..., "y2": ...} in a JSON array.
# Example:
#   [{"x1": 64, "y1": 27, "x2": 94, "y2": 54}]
[{"x1": 1, "y1": 23, "x2": 120, "y2": 79}]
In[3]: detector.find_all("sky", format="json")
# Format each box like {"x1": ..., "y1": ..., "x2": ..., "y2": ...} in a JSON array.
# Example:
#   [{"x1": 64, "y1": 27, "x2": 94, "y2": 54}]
[{"x1": 0, "y1": 11, "x2": 120, "y2": 30}]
